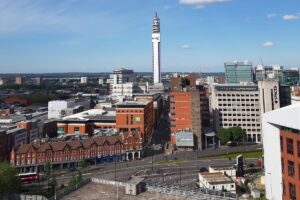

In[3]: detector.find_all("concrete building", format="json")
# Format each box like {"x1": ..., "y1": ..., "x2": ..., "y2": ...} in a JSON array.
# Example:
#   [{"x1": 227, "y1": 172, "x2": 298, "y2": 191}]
[
  {"x1": 0, "y1": 77, "x2": 7, "y2": 86},
  {"x1": 107, "y1": 68, "x2": 135, "y2": 85},
  {"x1": 125, "y1": 177, "x2": 144, "y2": 195},
  {"x1": 199, "y1": 172, "x2": 236, "y2": 194},
  {"x1": 15, "y1": 76, "x2": 25, "y2": 85},
  {"x1": 255, "y1": 65, "x2": 284, "y2": 83},
  {"x1": 48, "y1": 98, "x2": 91, "y2": 119},
  {"x1": 211, "y1": 81, "x2": 291, "y2": 143},
  {"x1": 263, "y1": 104, "x2": 300, "y2": 200},
  {"x1": 152, "y1": 12, "x2": 161, "y2": 84},
  {"x1": 111, "y1": 82, "x2": 136, "y2": 98},
  {"x1": 225, "y1": 61, "x2": 253, "y2": 84},
  {"x1": 33, "y1": 77, "x2": 43, "y2": 86},
  {"x1": 80, "y1": 77, "x2": 88, "y2": 84}
]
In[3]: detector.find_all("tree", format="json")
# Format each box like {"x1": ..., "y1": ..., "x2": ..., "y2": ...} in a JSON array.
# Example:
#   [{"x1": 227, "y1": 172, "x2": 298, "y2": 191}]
[
  {"x1": 44, "y1": 162, "x2": 51, "y2": 179},
  {"x1": 0, "y1": 162, "x2": 21, "y2": 198},
  {"x1": 218, "y1": 127, "x2": 246, "y2": 145},
  {"x1": 218, "y1": 128, "x2": 231, "y2": 145},
  {"x1": 78, "y1": 160, "x2": 87, "y2": 169}
]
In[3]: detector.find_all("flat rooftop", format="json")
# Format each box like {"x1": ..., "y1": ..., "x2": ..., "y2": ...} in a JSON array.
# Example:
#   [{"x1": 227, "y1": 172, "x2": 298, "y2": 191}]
[{"x1": 200, "y1": 172, "x2": 234, "y2": 185}]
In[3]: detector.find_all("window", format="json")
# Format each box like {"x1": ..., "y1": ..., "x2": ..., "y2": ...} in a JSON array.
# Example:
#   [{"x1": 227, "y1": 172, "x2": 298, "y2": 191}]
[
  {"x1": 288, "y1": 160, "x2": 295, "y2": 177},
  {"x1": 287, "y1": 138, "x2": 294, "y2": 155},
  {"x1": 74, "y1": 127, "x2": 80, "y2": 134},
  {"x1": 289, "y1": 183, "x2": 296, "y2": 200}
]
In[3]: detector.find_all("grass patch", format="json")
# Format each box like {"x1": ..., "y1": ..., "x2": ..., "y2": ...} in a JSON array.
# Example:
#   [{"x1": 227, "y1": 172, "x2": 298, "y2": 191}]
[
  {"x1": 215, "y1": 150, "x2": 263, "y2": 159},
  {"x1": 158, "y1": 158, "x2": 185, "y2": 164}
]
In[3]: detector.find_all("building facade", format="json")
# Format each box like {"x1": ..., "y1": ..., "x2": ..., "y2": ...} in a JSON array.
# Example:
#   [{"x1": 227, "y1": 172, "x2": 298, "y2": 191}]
[
  {"x1": 263, "y1": 104, "x2": 300, "y2": 200},
  {"x1": 0, "y1": 129, "x2": 7, "y2": 161},
  {"x1": 225, "y1": 61, "x2": 253, "y2": 84},
  {"x1": 115, "y1": 101, "x2": 154, "y2": 144}
]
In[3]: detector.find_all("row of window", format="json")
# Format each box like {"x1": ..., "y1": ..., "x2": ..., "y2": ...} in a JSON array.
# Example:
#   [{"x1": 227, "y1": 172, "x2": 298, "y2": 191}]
[
  {"x1": 218, "y1": 103, "x2": 259, "y2": 107},
  {"x1": 281, "y1": 137, "x2": 300, "y2": 156},
  {"x1": 282, "y1": 181, "x2": 296, "y2": 200},
  {"x1": 217, "y1": 94, "x2": 259, "y2": 97},
  {"x1": 220, "y1": 113, "x2": 259, "y2": 117},
  {"x1": 220, "y1": 123, "x2": 260, "y2": 128},
  {"x1": 218, "y1": 98, "x2": 259, "y2": 102},
  {"x1": 221, "y1": 118, "x2": 259, "y2": 122},
  {"x1": 219, "y1": 108, "x2": 259, "y2": 112}
]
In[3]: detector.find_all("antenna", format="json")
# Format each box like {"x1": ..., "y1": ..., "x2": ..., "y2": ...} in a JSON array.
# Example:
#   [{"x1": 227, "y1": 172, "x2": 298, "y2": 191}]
[{"x1": 260, "y1": 56, "x2": 264, "y2": 66}]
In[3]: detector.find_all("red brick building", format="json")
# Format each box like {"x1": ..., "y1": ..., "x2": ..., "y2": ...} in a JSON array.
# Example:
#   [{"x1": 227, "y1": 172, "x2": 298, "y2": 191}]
[
  {"x1": 3, "y1": 96, "x2": 31, "y2": 106},
  {"x1": 115, "y1": 101, "x2": 154, "y2": 144},
  {"x1": 169, "y1": 74, "x2": 202, "y2": 150},
  {"x1": 10, "y1": 131, "x2": 143, "y2": 172}
]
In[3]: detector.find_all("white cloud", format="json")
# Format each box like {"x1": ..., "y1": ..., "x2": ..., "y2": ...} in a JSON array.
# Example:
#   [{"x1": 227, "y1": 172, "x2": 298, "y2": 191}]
[
  {"x1": 163, "y1": 5, "x2": 172, "y2": 10},
  {"x1": 262, "y1": 41, "x2": 274, "y2": 47},
  {"x1": 180, "y1": 44, "x2": 192, "y2": 49},
  {"x1": 267, "y1": 13, "x2": 277, "y2": 18},
  {"x1": 282, "y1": 14, "x2": 300, "y2": 21},
  {"x1": 179, "y1": 0, "x2": 230, "y2": 8}
]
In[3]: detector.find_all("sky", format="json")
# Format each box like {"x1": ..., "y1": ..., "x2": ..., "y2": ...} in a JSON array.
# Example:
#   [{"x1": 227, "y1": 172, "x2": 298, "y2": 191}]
[{"x1": 0, "y1": 0, "x2": 300, "y2": 73}]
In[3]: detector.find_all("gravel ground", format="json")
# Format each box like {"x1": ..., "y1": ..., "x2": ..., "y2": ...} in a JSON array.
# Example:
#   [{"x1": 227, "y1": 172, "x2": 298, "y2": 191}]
[{"x1": 62, "y1": 182, "x2": 187, "y2": 200}]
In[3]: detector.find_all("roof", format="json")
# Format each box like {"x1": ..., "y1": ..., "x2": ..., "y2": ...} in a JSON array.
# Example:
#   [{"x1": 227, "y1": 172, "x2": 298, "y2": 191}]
[
  {"x1": 199, "y1": 172, "x2": 234, "y2": 185},
  {"x1": 127, "y1": 177, "x2": 144, "y2": 185},
  {"x1": 115, "y1": 101, "x2": 150, "y2": 108},
  {"x1": 263, "y1": 103, "x2": 300, "y2": 130}
]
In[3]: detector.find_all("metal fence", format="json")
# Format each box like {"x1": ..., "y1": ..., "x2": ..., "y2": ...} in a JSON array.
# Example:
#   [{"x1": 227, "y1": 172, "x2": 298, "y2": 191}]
[{"x1": 145, "y1": 181, "x2": 237, "y2": 200}]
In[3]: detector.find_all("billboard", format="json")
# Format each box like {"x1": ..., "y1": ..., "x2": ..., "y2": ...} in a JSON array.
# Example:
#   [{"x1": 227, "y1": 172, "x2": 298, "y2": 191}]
[{"x1": 175, "y1": 131, "x2": 194, "y2": 147}]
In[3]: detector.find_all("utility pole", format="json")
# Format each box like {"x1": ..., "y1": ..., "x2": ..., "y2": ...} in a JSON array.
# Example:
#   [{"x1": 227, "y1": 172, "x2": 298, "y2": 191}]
[
  {"x1": 179, "y1": 164, "x2": 181, "y2": 186},
  {"x1": 152, "y1": 145, "x2": 154, "y2": 172}
]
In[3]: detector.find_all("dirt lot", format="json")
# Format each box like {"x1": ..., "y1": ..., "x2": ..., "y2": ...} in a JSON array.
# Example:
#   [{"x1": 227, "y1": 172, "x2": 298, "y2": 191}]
[{"x1": 62, "y1": 182, "x2": 187, "y2": 200}]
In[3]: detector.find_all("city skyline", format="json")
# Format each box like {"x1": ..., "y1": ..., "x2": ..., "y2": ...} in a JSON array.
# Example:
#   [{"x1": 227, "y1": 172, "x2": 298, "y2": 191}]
[{"x1": 0, "y1": 0, "x2": 300, "y2": 73}]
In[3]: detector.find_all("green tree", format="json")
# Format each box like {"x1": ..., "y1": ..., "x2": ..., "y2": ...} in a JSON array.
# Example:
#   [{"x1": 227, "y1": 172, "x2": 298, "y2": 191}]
[
  {"x1": 218, "y1": 128, "x2": 231, "y2": 145},
  {"x1": 78, "y1": 160, "x2": 87, "y2": 169},
  {"x1": 44, "y1": 162, "x2": 51, "y2": 179},
  {"x1": 218, "y1": 127, "x2": 246, "y2": 145},
  {"x1": 0, "y1": 162, "x2": 21, "y2": 198}
]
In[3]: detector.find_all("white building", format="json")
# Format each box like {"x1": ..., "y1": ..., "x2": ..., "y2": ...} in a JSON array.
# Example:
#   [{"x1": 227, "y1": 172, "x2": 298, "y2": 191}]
[
  {"x1": 111, "y1": 82, "x2": 136, "y2": 98},
  {"x1": 211, "y1": 80, "x2": 288, "y2": 143},
  {"x1": 48, "y1": 98, "x2": 91, "y2": 119},
  {"x1": 209, "y1": 166, "x2": 236, "y2": 180},
  {"x1": 80, "y1": 77, "x2": 88, "y2": 84},
  {"x1": 263, "y1": 104, "x2": 300, "y2": 200},
  {"x1": 199, "y1": 172, "x2": 236, "y2": 194},
  {"x1": 107, "y1": 68, "x2": 135, "y2": 85},
  {"x1": 152, "y1": 12, "x2": 161, "y2": 84}
]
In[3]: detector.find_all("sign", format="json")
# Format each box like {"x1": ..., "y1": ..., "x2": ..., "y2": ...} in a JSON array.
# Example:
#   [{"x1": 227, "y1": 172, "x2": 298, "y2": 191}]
[{"x1": 135, "y1": 117, "x2": 141, "y2": 123}]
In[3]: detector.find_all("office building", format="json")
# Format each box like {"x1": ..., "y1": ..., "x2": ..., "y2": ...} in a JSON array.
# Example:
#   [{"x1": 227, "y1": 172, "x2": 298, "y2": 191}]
[
  {"x1": 283, "y1": 68, "x2": 299, "y2": 86},
  {"x1": 169, "y1": 74, "x2": 202, "y2": 150},
  {"x1": 15, "y1": 76, "x2": 25, "y2": 85},
  {"x1": 211, "y1": 80, "x2": 291, "y2": 143},
  {"x1": 107, "y1": 68, "x2": 135, "y2": 85},
  {"x1": 255, "y1": 65, "x2": 284, "y2": 83},
  {"x1": 33, "y1": 77, "x2": 43, "y2": 86},
  {"x1": 115, "y1": 101, "x2": 154, "y2": 143},
  {"x1": 0, "y1": 78, "x2": 7, "y2": 86},
  {"x1": 225, "y1": 61, "x2": 253, "y2": 84},
  {"x1": 111, "y1": 82, "x2": 137, "y2": 98},
  {"x1": 152, "y1": 12, "x2": 161, "y2": 83},
  {"x1": 80, "y1": 77, "x2": 88, "y2": 84},
  {"x1": 263, "y1": 104, "x2": 300, "y2": 200}
]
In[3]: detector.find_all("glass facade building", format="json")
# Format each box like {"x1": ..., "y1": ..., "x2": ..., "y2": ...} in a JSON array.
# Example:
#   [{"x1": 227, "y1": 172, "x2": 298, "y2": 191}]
[{"x1": 225, "y1": 61, "x2": 253, "y2": 84}]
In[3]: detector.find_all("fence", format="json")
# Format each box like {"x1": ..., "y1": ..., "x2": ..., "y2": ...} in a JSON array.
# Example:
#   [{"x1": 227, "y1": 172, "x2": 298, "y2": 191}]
[{"x1": 91, "y1": 178, "x2": 126, "y2": 187}]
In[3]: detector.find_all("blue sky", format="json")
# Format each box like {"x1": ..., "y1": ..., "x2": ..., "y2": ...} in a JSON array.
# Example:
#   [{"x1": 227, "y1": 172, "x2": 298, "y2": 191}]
[{"x1": 0, "y1": 0, "x2": 299, "y2": 73}]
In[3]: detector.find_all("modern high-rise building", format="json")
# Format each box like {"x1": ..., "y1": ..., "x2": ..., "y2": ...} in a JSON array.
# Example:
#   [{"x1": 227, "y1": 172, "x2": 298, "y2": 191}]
[
  {"x1": 263, "y1": 104, "x2": 300, "y2": 200},
  {"x1": 225, "y1": 61, "x2": 253, "y2": 84},
  {"x1": 152, "y1": 12, "x2": 161, "y2": 84},
  {"x1": 107, "y1": 68, "x2": 135, "y2": 85}
]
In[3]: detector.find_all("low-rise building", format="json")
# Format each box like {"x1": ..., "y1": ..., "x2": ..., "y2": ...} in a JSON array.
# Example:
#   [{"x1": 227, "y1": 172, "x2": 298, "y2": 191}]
[
  {"x1": 10, "y1": 130, "x2": 142, "y2": 172},
  {"x1": 0, "y1": 129, "x2": 7, "y2": 161},
  {"x1": 209, "y1": 165, "x2": 236, "y2": 180},
  {"x1": 48, "y1": 98, "x2": 91, "y2": 119},
  {"x1": 199, "y1": 172, "x2": 236, "y2": 194}
]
